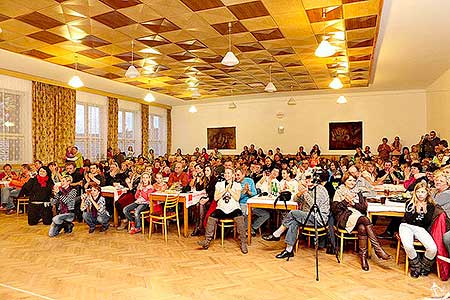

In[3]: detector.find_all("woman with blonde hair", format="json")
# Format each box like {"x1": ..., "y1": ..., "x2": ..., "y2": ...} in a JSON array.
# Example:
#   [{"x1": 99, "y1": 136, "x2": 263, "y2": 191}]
[{"x1": 399, "y1": 181, "x2": 438, "y2": 278}]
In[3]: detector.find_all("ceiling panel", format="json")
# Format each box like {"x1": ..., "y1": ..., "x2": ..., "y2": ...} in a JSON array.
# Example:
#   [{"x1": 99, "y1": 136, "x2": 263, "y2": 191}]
[{"x1": 0, "y1": 0, "x2": 383, "y2": 99}]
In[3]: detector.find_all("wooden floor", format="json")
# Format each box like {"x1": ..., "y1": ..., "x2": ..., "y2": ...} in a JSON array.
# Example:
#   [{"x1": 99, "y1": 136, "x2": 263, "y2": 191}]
[{"x1": 0, "y1": 214, "x2": 442, "y2": 300}]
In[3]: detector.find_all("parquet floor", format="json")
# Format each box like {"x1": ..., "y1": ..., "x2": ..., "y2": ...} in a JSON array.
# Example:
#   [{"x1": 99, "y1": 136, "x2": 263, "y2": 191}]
[{"x1": 0, "y1": 214, "x2": 443, "y2": 300}]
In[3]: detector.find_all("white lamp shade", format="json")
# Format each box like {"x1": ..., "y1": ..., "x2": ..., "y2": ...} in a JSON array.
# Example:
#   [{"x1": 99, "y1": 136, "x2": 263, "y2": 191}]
[
  {"x1": 264, "y1": 81, "x2": 277, "y2": 92},
  {"x1": 221, "y1": 51, "x2": 239, "y2": 66},
  {"x1": 287, "y1": 97, "x2": 296, "y2": 105},
  {"x1": 144, "y1": 92, "x2": 155, "y2": 102},
  {"x1": 337, "y1": 96, "x2": 347, "y2": 104},
  {"x1": 125, "y1": 65, "x2": 140, "y2": 78},
  {"x1": 228, "y1": 102, "x2": 237, "y2": 109},
  {"x1": 188, "y1": 105, "x2": 197, "y2": 113},
  {"x1": 68, "y1": 75, "x2": 84, "y2": 88},
  {"x1": 329, "y1": 77, "x2": 343, "y2": 89},
  {"x1": 315, "y1": 38, "x2": 336, "y2": 57}
]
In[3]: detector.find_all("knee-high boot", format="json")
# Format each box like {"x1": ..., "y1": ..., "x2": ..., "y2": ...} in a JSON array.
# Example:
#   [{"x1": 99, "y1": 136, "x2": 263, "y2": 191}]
[
  {"x1": 420, "y1": 255, "x2": 434, "y2": 276},
  {"x1": 234, "y1": 215, "x2": 248, "y2": 254},
  {"x1": 197, "y1": 217, "x2": 218, "y2": 249},
  {"x1": 358, "y1": 235, "x2": 370, "y2": 271},
  {"x1": 366, "y1": 224, "x2": 391, "y2": 260}
]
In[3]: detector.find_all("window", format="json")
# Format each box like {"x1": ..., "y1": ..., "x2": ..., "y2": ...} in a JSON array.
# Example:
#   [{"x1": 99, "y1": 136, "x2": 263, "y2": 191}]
[
  {"x1": 149, "y1": 113, "x2": 167, "y2": 156},
  {"x1": 118, "y1": 110, "x2": 137, "y2": 153},
  {"x1": 75, "y1": 103, "x2": 104, "y2": 161},
  {"x1": 0, "y1": 89, "x2": 25, "y2": 163}
]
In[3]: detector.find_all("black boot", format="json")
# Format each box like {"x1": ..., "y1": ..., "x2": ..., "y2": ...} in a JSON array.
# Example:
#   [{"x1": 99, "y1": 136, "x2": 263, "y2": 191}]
[
  {"x1": 235, "y1": 215, "x2": 248, "y2": 254},
  {"x1": 409, "y1": 256, "x2": 421, "y2": 278},
  {"x1": 62, "y1": 221, "x2": 74, "y2": 234},
  {"x1": 420, "y1": 256, "x2": 434, "y2": 276},
  {"x1": 197, "y1": 217, "x2": 217, "y2": 249}
]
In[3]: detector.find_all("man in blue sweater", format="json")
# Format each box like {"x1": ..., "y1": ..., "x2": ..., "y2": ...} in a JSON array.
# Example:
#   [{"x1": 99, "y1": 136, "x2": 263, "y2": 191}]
[{"x1": 235, "y1": 168, "x2": 257, "y2": 229}]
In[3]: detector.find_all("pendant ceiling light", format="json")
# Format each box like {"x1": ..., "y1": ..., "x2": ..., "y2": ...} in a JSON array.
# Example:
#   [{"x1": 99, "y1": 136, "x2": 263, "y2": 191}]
[
  {"x1": 315, "y1": 36, "x2": 336, "y2": 57},
  {"x1": 315, "y1": 8, "x2": 336, "y2": 58},
  {"x1": 144, "y1": 80, "x2": 155, "y2": 102},
  {"x1": 329, "y1": 76, "x2": 343, "y2": 89},
  {"x1": 125, "y1": 40, "x2": 140, "y2": 78},
  {"x1": 337, "y1": 96, "x2": 347, "y2": 104},
  {"x1": 264, "y1": 64, "x2": 277, "y2": 92},
  {"x1": 191, "y1": 88, "x2": 201, "y2": 98},
  {"x1": 287, "y1": 85, "x2": 296, "y2": 105},
  {"x1": 68, "y1": 54, "x2": 84, "y2": 89},
  {"x1": 221, "y1": 22, "x2": 239, "y2": 67},
  {"x1": 188, "y1": 105, "x2": 197, "y2": 113}
]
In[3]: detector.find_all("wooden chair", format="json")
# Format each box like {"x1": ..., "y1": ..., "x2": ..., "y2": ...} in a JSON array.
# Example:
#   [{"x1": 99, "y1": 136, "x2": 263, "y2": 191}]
[
  {"x1": 395, "y1": 233, "x2": 441, "y2": 278},
  {"x1": 334, "y1": 226, "x2": 358, "y2": 262},
  {"x1": 149, "y1": 194, "x2": 180, "y2": 242},
  {"x1": 214, "y1": 219, "x2": 237, "y2": 247},
  {"x1": 296, "y1": 225, "x2": 329, "y2": 252},
  {"x1": 16, "y1": 197, "x2": 29, "y2": 216}
]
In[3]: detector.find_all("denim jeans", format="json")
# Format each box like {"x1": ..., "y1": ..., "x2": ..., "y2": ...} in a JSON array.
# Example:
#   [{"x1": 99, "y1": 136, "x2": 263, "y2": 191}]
[
  {"x1": 123, "y1": 202, "x2": 149, "y2": 229},
  {"x1": 48, "y1": 213, "x2": 74, "y2": 237},
  {"x1": 251, "y1": 208, "x2": 270, "y2": 232},
  {"x1": 82, "y1": 211, "x2": 109, "y2": 229},
  {"x1": 240, "y1": 203, "x2": 248, "y2": 229},
  {"x1": 399, "y1": 223, "x2": 437, "y2": 260},
  {"x1": 1, "y1": 187, "x2": 20, "y2": 209},
  {"x1": 282, "y1": 210, "x2": 317, "y2": 246}
]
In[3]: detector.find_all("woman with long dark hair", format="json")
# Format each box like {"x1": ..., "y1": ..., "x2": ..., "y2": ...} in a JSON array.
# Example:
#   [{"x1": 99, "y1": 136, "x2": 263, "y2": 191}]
[
  {"x1": 22, "y1": 166, "x2": 54, "y2": 226},
  {"x1": 191, "y1": 165, "x2": 217, "y2": 236}
]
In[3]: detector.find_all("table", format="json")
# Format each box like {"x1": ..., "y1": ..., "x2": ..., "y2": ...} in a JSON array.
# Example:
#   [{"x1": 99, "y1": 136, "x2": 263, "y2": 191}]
[
  {"x1": 150, "y1": 190, "x2": 207, "y2": 237},
  {"x1": 101, "y1": 186, "x2": 128, "y2": 227},
  {"x1": 367, "y1": 199, "x2": 405, "y2": 256},
  {"x1": 374, "y1": 184, "x2": 406, "y2": 194},
  {"x1": 246, "y1": 195, "x2": 298, "y2": 244}
]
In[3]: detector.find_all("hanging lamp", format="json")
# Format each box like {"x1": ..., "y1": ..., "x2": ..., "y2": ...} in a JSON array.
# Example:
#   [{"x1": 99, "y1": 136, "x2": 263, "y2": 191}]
[
  {"x1": 221, "y1": 22, "x2": 239, "y2": 67},
  {"x1": 125, "y1": 40, "x2": 140, "y2": 78}
]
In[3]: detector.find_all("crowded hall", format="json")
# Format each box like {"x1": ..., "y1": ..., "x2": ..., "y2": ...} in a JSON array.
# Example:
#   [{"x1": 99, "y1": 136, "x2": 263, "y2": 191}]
[{"x1": 1, "y1": 0, "x2": 450, "y2": 299}]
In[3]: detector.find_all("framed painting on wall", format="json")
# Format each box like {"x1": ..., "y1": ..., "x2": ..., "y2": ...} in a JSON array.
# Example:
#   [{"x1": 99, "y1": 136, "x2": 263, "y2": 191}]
[
  {"x1": 329, "y1": 121, "x2": 363, "y2": 150},
  {"x1": 207, "y1": 127, "x2": 236, "y2": 150}
]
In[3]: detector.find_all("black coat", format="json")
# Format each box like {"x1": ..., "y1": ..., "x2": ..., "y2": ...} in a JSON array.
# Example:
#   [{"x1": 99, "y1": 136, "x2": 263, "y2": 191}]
[{"x1": 22, "y1": 177, "x2": 54, "y2": 203}]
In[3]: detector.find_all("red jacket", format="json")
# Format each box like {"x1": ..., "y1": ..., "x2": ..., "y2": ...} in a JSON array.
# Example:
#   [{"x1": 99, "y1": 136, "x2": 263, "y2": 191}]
[{"x1": 431, "y1": 212, "x2": 450, "y2": 281}]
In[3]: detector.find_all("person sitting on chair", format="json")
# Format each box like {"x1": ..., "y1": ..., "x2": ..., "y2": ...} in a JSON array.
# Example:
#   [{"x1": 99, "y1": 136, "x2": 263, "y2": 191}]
[
  {"x1": 49, "y1": 175, "x2": 77, "y2": 237},
  {"x1": 332, "y1": 173, "x2": 391, "y2": 271},
  {"x1": 399, "y1": 182, "x2": 438, "y2": 278},
  {"x1": 262, "y1": 172, "x2": 330, "y2": 259},
  {"x1": 197, "y1": 167, "x2": 248, "y2": 254}
]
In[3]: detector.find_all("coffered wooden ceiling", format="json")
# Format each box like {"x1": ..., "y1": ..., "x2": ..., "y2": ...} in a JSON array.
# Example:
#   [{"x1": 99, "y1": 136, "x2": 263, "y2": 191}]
[{"x1": 0, "y1": 0, "x2": 383, "y2": 100}]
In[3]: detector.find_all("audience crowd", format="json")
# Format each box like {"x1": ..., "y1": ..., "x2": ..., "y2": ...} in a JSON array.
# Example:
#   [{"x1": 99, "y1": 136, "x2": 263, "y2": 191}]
[{"x1": 1, "y1": 131, "x2": 450, "y2": 278}]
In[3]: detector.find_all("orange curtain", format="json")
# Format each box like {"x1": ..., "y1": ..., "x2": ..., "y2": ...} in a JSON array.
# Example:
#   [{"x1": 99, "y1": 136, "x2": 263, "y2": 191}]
[
  {"x1": 141, "y1": 103, "x2": 149, "y2": 157},
  {"x1": 167, "y1": 108, "x2": 172, "y2": 155},
  {"x1": 107, "y1": 97, "x2": 118, "y2": 151},
  {"x1": 32, "y1": 81, "x2": 76, "y2": 164}
]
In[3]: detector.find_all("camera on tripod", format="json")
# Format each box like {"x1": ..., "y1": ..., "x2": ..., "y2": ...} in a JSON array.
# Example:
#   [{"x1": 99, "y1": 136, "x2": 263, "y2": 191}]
[{"x1": 307, "y1": 167, "x2": 326, "y2": 184}]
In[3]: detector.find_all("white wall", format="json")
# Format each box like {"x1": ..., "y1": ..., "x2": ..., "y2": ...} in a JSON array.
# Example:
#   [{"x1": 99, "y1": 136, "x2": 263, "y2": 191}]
[
  {"x1": 427, "y1": 68, "x2": 450, "y2": 140},
  {"x1": 172, "y1": 90, "x2": 428, "y2": 155}
]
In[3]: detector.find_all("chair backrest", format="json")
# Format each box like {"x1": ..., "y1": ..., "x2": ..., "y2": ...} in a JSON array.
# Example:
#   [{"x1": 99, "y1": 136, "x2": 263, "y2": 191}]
[{"x1": 164, "y1": 194, "x2": 179, "y2": 211}]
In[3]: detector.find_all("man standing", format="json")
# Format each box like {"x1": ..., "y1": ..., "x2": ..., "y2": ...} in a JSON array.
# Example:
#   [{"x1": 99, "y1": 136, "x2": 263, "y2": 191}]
[{"x1": 377, "y1": 138, "x2": 392, "y2": 161}]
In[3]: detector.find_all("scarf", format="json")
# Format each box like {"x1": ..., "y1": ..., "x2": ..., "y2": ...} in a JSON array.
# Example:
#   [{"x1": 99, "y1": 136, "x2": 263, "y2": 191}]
[{"x1": 37, "y1": 175, "x2": 49, "y2": 187}]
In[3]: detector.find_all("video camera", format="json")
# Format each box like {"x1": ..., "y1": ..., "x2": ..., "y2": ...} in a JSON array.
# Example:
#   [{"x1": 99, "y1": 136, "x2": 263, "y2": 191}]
[{"x1": 307, "y1": 167, "x2": 327, "y2": 184}]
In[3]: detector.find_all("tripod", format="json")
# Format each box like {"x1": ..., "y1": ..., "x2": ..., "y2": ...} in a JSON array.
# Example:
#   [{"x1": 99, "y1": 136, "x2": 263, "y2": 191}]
[{"x1": 299, "y1": 184, "x2": 327, "y2": 282}]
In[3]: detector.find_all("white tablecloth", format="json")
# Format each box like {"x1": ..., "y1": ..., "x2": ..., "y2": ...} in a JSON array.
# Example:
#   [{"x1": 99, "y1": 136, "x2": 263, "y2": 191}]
[
  {"x1": 151, "y1": 190, "x2": 208, "y2": 208},
  {"x1": 101, "y1": 186, "x2": 128, "y2": 201},
  {"x1": 367, "y1": 200, "x2": 405, "y2": 213},
  {"x1": 373, "y1": 184, "x2": 406, "y2": 192},
  {"x1": 247, "y1": 195, "x2": 298, "y2": 208}
]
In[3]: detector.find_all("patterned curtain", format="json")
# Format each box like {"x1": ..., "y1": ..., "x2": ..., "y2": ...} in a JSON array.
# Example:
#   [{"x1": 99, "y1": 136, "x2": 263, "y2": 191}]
[
  {"x1": 141, "y1": 103, "x2": 149, "y2": 157},
  {"x1": 32, "y1": 81, "x2": 76, "y2": 164},
  {"x1": 107, "y1": 97, "x2": 118, "y2": 151},
  {"x1": 167, "y1": 108, "x2": 172, "y2": 155}
]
